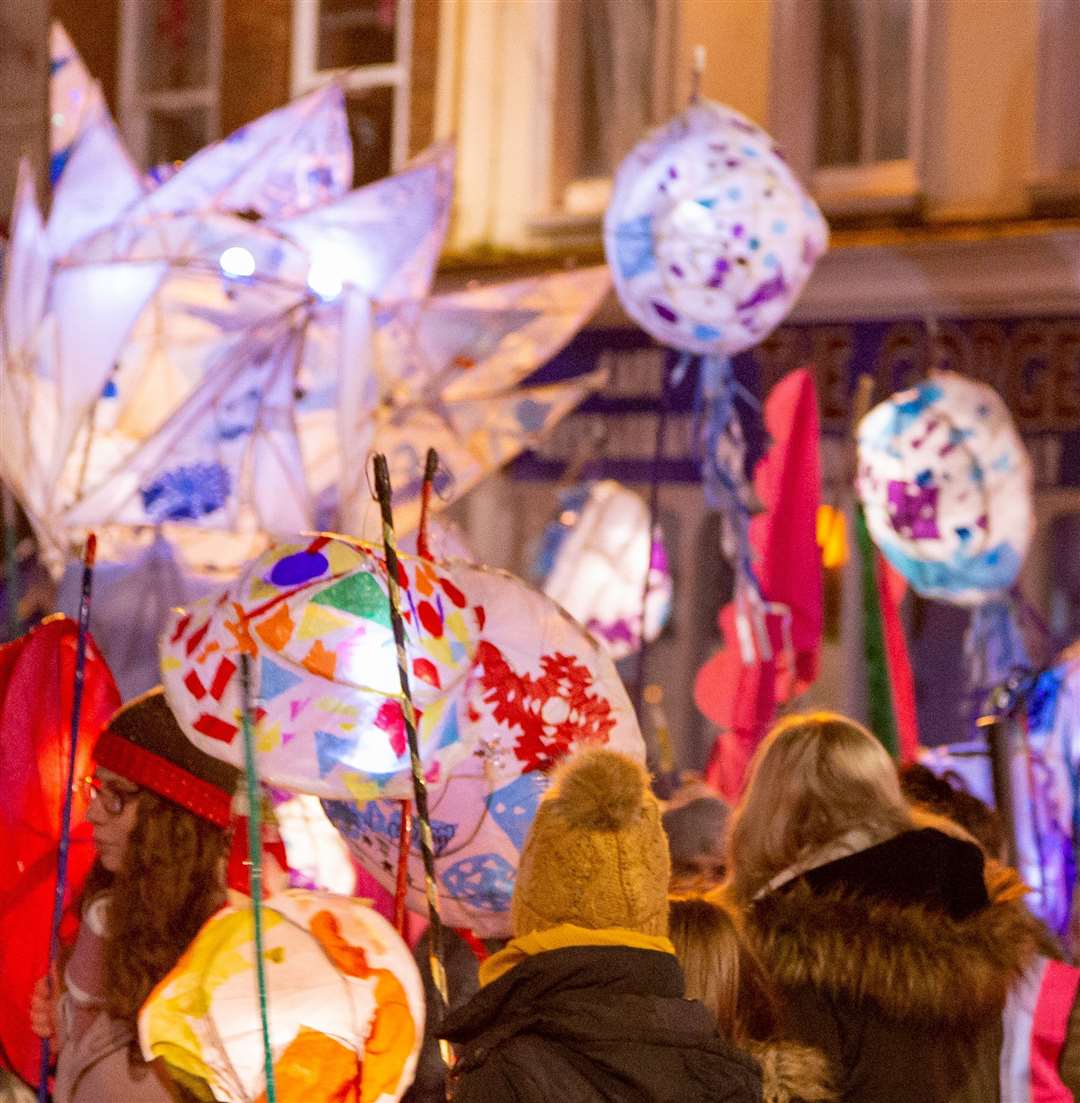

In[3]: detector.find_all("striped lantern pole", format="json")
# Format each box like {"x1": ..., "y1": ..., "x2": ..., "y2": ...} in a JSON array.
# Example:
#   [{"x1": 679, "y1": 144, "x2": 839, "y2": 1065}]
[
  {"x1": 371, "y1": 453, "x2": 451, "y2": 1036},
  {"x1": 393, "y1": 448, "x2": 440, "y2": 936}
]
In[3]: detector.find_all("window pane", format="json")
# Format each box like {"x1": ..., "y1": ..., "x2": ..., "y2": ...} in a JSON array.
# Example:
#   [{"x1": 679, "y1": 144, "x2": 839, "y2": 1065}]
[
  {"x1": 345, "y1": 86, "x2": 395, "y2": 186},
  {"x1": 563, "y1": 0, "x2": 656, "y2": 182},
  {"x1": 817, "y1": 0, "x2": 911, "y2": 167},
  {"x1": 317, "y1": 0, "x2": 397, "y2": 71},
  {"x1": 138, "y1": 0, "x2": 214, "y2": 92},
  {"x1": 872, "y1": 0, "x2": 911, "y2": 161},
  {"x1": 147, "y1": 108, "x2": 211, "y2": 166}
]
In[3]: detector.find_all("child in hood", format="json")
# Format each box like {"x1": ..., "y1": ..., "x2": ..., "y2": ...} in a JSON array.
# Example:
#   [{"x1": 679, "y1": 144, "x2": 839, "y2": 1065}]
[
  {"x1": 440, "y1": 747, "x2": 761, "y2": 1103},
  {"x1": 669, "y1": 895, "x2": 834, "y2": 1103}
]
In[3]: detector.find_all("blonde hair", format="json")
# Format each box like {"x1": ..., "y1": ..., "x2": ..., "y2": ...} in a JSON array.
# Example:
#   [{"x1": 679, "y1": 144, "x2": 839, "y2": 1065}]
[
  {"x1": 725, "y1": 712, "x2": 912, "y2": 906},
  {"x1": 668, "y1": 895, "x2": 778, "y2": 1046}
]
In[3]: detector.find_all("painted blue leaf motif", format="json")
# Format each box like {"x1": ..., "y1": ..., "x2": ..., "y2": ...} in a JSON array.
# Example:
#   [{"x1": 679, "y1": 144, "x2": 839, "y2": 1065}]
[
  {"x1": 385, "y1": 808, "x2": 457, "y2": 855},
  {"x1": 613, "y1": 215, "x2": 656, "y2": 279},
  {"x1": 441, "y1": 853, "x2": 515, "y2": 912},
  {"x1": 140, "y1": 462, "x2": 230, "y2": 522},
  {"x1": 486, "y1": 772, "x2": 546, "y2": 852},
  {"x1": 321, "y1": 797, "x2": 389, "y2": 838}
]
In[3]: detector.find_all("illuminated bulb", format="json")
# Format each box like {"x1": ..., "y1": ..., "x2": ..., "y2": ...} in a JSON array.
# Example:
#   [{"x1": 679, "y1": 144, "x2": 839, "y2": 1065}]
[
  {"x1": 306, "y1": 262, "x2": 343, "y2": 301},
  {"x1": 219, "y1": 245, "x2": 255, "y2": 279},
  {"x1": 306, "y1": 239, "x2": 362, "y2": 302}
]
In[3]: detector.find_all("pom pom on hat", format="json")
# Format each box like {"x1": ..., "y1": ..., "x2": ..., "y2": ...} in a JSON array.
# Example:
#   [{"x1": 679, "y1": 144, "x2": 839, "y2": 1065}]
[
  {"x1": 511, "y1": 748, "x2": 671, "y2": 938},
  {"x1": 554, "y1": 747, "x2": 650, "y2": 832}
]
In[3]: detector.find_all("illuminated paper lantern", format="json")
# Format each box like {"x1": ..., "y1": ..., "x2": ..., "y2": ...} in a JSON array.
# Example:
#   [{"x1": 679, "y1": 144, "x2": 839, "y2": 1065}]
[
  {"x1": 322, "y1": 554, "x2": 647, "y2": 937},
  {"x1": 162, "y1": 534, "x2": 642, "y2": 804},
  {"x1": 139, "y1": 889, "x2": 423, "y2": 1103},
  {"x1": 856, "y1": 371, "x2": 1034, "y2": 605},
  {"x1": 535, "y1": 480, "x2": 672, "y2": 660},
  {"x1": 604, "y1": 98, "x2": 828, "y2": 358},
  {"x1": 3, "y1": 57, "x2": 609, "y2": 578}
]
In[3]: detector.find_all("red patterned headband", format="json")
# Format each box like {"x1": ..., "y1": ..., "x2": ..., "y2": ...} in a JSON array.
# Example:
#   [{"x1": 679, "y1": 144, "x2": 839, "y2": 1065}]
[{"x1": 94, "y1": 731, "x2": 234, "y2": 828}]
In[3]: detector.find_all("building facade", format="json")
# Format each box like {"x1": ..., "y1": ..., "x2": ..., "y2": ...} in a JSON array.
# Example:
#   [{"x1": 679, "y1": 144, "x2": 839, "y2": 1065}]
[{"x1": 3, "y1": 0, "x2": 1080, "y2": 764}]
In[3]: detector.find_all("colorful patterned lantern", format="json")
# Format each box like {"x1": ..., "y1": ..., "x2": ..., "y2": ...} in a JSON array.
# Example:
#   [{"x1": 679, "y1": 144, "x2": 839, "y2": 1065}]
[
  {"x1": 856, "y1": 371, "x2": 1034, "y2": 606},
  {"x1": 534, "y1": 480, "x2": 673, "y2": 660},
  {"x1": 161, "y1": 534, "x2": 642, "y2": 806},
  {"x1": 604, "y1": 98, "x2": 828, "y2": 359},
  {"x1": 323, "y1": 599, "x2": 646, "y2": 936},
  {"x1": 139, "y1": 890, "x2": 423, "y2": 1103},
  {"x1": 3, "y1": 56, "x2": 609, "y2": 579}
]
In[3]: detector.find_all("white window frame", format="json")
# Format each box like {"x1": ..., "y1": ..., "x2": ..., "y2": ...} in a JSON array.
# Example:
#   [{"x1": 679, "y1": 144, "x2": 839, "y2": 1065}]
[
  {"x1": 1031, "y1": 0, "x2": 1080, "y2": 205},
  {"x1": 770, "y1": 0, "x2": 929, "y2": 217},
  {"x1": 117, "y1": 0, "x2": 223, "y2": 168},
  {"x1": 291, "y1": 0, "x2": 414, "y2": 175}
]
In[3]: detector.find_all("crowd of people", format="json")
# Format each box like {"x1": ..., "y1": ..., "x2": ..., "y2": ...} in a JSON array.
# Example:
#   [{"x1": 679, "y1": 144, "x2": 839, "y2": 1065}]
[{"x1": 16, "y1": 691, "x2": 1080, "y2": 1102}]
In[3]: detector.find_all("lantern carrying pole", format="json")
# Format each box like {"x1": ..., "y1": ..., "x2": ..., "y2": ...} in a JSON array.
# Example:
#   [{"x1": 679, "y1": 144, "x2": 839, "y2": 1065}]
[
  {"x1": 393, "y1": 448, "x2": 439, "y2": 936},
  {"x1": 239, "y1": 654, "x2": 277, "y2": 1103},
  {"x1": 2, "y1": 484, "x2": 20, "y2": 641},
  {"x1": 416, "y1": 447, "x2": 440, "y2": 562},
  {"x1": 372, "y1": 453, "x2": 451, "y2": 1036},
  {"x1": 38, "y1": 534, "x2": 97, "y2": 1103},
  {"x1": 632, "y1": 359, "x2": 672, "y2": 792}
]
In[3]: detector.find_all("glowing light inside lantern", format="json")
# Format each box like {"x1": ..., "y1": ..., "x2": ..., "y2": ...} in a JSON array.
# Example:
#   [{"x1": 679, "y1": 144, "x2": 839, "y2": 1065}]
[
  {"x1": 218, "y1": 245, "x2": 255, "y2": 279},
  {"x1": 306, "y1": 244, "x2": 349, "y2": 301}
]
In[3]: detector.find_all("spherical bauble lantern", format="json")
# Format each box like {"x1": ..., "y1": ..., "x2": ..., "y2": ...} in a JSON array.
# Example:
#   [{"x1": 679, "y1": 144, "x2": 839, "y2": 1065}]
[
  {"x1": 604, "y1": 99, "x2": 828, "y2": 358},
  {"x1": 856, "y1": 371, "x2": 1034, "y2": 606}
]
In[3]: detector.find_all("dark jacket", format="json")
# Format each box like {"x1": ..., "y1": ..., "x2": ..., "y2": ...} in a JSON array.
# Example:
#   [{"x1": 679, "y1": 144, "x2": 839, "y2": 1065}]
[
  {"x1": 404, "y1": 928, "x2": 505, "y2": 1103},
  {"x1": 747, "y1": 828, "x2": 1041, "y2": 1103},
  {"x1": 441, "y1": 944, "x2": 762, "y2": 1103}
]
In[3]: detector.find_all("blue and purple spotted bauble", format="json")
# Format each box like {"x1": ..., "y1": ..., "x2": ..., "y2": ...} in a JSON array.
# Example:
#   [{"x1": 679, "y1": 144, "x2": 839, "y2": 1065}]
[
  {"x1": 856, "y1": 371, "x2": 1034, "y2": 606},
  {"x1": 604, "y1": 99, "x2": 828, "y2": 357}
]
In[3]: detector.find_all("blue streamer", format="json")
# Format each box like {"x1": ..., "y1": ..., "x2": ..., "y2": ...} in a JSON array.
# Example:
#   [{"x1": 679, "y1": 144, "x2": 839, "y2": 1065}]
[{"x1": 696, "y1": 354, "x2": 763, "y2": 599}]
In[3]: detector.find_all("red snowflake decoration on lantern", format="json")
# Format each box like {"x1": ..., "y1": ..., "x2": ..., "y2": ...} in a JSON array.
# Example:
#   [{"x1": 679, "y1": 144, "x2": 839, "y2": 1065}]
[{"x1": 470, "y1": 641, "x2": 616, "y2": 773}]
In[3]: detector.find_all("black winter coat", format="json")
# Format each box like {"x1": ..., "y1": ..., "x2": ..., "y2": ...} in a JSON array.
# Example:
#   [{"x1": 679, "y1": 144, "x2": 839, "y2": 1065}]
[
  {"x1": 747, "y1": 828, "x2": 1041, "y2": 1103},
  {"x1": 440, "y1": 944, "x2": 762, "y2": 1103}
]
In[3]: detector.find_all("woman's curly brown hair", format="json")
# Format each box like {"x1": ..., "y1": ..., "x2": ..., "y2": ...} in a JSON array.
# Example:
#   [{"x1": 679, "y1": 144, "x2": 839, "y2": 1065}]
[{"x1": 102, "y1": 790, "x2": 229, "y2": 1023}]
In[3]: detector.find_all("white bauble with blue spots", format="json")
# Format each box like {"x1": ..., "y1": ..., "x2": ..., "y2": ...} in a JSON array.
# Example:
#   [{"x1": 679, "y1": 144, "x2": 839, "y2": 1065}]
[
  {"x1": 604, "y1": 99, "x2": 828, "y2": 357},
  {"x1": 856, "y1": 371, "x2": 1034, "y2": 606}
]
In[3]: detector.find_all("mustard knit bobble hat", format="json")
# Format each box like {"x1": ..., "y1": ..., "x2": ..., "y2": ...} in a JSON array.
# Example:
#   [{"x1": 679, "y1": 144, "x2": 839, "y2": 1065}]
[{"x1": 510, "y1": 748, "x2": 671, "y2": 937}]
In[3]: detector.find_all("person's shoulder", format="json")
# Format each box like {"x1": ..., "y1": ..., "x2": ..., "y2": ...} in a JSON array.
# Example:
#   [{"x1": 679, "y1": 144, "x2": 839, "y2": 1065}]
[{"x1": 453, "y1": 1034, "x2": 580, "y2": 1103}]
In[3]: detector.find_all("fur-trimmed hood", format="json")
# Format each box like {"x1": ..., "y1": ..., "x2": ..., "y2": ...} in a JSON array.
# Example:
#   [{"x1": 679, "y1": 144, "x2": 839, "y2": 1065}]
[
  {"x1": 747, "y1": 829, "x2": 1041, "y2": 1029},
  {"x1": 748, "y1": 1040, "x2": 835, "y2": 1103}
]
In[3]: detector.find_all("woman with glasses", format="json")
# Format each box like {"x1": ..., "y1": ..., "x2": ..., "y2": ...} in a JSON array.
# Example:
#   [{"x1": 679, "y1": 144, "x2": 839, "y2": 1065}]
[{"x1": 30, "y1": 688, "x2": 239, "y2": 1103}]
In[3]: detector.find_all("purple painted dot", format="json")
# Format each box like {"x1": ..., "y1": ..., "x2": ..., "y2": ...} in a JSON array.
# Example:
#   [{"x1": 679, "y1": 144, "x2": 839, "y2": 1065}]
[
  {"x1": 733, "y1": 224, "x2": 744, "y2": 237},
  {"x1": 669, "y1": 264, "x2": 685, "y2": 278},
  {"x1": 726, "y1": 159, "x2": 740, "y2": 168},
  {"x1": 652, "y1": 301, "x2": 679, "y2": 323},
  {"x1": 707, "y1": 257, "x2": 730, "y2": 289},
  {"x1": 269, "y1": 551, "x2": 329, "y2": 586},
  {"x1": 668, "y1": 165, "x2": 679, "y2": 179}
]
